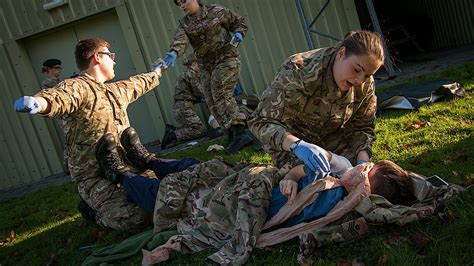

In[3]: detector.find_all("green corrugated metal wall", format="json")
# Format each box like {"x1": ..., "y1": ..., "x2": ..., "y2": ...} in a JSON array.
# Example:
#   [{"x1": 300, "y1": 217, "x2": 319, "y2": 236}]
[
  {"x1": 410, "y1": 0, "x2": 474, "y2": 49},
  {"x1": 0, "y1": 0, "x2": 361, "y2": 191}
]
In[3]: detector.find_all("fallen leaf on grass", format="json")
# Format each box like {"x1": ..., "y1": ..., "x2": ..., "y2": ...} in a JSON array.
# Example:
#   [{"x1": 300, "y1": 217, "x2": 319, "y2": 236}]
[
  {"x1": 463, "y1": 178, "x2": 474, "y2": 186},
  {"x1": 404, "y1": 120, "x2": 431, "y2": 130},
  {"x1": 6, "y1": 231, "x2": 15, "y2": 242},
  {"x1": 410, "y1": 231, "x2": 432, "y2": 249},
  {"x1": 0, "y1": 231, "x2": 15, "y2": 248},
  {"x1": 377, "y1": 254, "x2": 389, "y2": 266},
  {"x1": 452, "y1": 171, "x2": 459, "y2": 177},
  {"x1": 459, "y1": 120, "x2": 471, "y2": 126}
]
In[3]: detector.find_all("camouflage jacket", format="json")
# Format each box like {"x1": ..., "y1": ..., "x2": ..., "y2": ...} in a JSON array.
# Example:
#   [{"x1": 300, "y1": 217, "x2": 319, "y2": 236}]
[
  {"x1": 35, "y1": 72, "x2": 161, "y2": 205},
  {"x1": 248, "y1": 45, "x2": 377, "y2": 167},
  {"x1": 174, "y1": 66, "x2": 204, "y2": 102},
  {"x1": 169, "y1": 4, "x2": 248, "y2": 61},
  {"x1": 41, "y1": 77, "x2": 60, "y2": 90}
]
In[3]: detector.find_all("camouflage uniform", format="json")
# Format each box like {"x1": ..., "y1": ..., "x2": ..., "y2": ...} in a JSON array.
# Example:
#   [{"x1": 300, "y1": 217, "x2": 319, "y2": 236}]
[
  {"x1": 173, "y1": 64, "x2": 206, "y2": 141},
  {"x1": 151, "y1": 160, "x2": 282, "y2": 265},
  {"x1": 35, "y1": 72, "x2": 162, "y2": 231},
  {"x1": 248, "y1": 45, "x2": 377, "y2": 167},
  {"x1": 41, "y1": 77, "x2": 60, "y2": 90},
  {"x1": 169, "y1": 4, "x2": 248, "y2": 129}
]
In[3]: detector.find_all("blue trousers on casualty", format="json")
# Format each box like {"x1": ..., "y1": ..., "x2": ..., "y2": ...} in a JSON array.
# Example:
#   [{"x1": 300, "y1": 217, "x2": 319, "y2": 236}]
[{"x1": 122, "y1": 158, "x2": 200, "y2": 214}]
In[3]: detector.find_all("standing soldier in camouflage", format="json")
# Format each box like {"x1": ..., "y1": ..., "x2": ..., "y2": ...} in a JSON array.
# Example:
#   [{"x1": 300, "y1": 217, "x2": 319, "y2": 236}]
[
  {"x1": 161, "y1": 54, "x2": 224, "y2": 149},
  {"x1": 162, "y1": 0, "x2": 253, "y2": 153},
  {"x1": 13, "y1": 38, "x2": 196, "y2": 231},
  {"x1": 249, "y1": 31, "x2": 385, "y2": 173},
  {"x1": 41, "y1": 58, "x2": 62, "y2": 89}
]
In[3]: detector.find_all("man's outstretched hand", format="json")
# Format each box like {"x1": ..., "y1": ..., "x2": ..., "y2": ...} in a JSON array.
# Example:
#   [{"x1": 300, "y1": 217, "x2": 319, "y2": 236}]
[{"x1": 14, "y1": 96, "x2": 42, "y2": 114}]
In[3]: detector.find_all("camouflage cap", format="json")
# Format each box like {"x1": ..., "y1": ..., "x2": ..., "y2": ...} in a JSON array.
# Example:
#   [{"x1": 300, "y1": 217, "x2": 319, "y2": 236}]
[
  {"x1": 174, "y1": 0, "x2": 202, "y2": 6},
  {"x1": 42, "y1": 58, "x2": 61, "y2": 67}
]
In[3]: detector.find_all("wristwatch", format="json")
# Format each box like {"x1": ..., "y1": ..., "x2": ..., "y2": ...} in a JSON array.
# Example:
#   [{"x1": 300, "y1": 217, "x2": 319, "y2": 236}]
[{"x1": 289, "y1": 139, "x2": 301, "y2": 152}]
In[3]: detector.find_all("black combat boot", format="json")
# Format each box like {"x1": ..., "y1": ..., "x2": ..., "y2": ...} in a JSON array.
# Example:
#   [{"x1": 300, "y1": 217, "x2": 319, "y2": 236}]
[
  {"x1": 161, "y1": 124, "x2": 177, "y2": 150},
  {"x1": 95, "y1": 133, "x2": 129, "y2": 184},
  {"x1": 121, "y1": 127, "x2": 156, "y2": 170},
  {"x1": 226, "y1": 125, "x2": 254, "y2": 153},
  {"x1": 77, "y1": 196, "x2": 97, "y2": 223},
  {"x1": 207, "y1": 127, "x2": 224, "y2": 139}
]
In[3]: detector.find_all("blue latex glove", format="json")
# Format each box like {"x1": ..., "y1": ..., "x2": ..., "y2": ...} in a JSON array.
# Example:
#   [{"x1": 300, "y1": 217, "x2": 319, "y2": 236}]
[
  {"x1": 14, "y1": 96, "x2": 42, "y2": 114},
  {"x1": 357, "y1": 159, "x2": 368, "y2": 165},
  {"x1": 233, "y1": 83, "x2": 243, "y2": 96},
  {"x1": 233, "y1": 32, "x2": 244, "y2": 42},
  {"x1": 163, "y1": 51, "x2": 177, "y2": 67},
  {"x1": 292, "y1": 140, "x2": 331, "y2": 174}
]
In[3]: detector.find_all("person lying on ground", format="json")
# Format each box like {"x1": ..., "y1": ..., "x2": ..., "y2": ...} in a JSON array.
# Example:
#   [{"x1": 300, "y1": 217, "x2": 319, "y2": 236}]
[{"x1": 141, "y1": 146, "x2": 430, "y2": 265}]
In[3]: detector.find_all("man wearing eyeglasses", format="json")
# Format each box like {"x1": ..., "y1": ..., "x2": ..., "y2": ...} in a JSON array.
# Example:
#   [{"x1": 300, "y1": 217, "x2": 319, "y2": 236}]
[
  {"x1": 12, "y1": 38, "x2": 198, "y2": 232},
  {"x1": 41, "y1": 58, "x2": 62, "y2": 89}
]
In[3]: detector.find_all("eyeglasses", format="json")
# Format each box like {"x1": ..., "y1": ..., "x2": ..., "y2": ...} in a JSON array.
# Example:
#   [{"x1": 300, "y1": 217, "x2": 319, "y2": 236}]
[
  {"x1": 176, "y1": 0, "x2": 187, "y2": 5},
  {"x1": 98, "y1": 51, "x2": 116, "y2": 61}
]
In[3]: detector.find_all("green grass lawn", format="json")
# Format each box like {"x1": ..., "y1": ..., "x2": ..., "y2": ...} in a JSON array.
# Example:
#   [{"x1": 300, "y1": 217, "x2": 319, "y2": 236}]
[{"x1": 1, "y1": 62, "x2": 473, "y2": 265}]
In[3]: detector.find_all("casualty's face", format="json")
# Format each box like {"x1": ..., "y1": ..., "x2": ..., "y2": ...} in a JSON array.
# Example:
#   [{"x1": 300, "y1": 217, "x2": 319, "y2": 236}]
[
  {"x1": 179, "y1": 0, "x2": 201, "y2": 16},
  {"x1": 340, "y1": 162, "x2": 374, "y2": 192},
  {"x1": 332, "y1": 47, "x2": 383, "y2": 92},
  {"x1": 97, "y1": 47, "x2": 116, "y2": 80}
]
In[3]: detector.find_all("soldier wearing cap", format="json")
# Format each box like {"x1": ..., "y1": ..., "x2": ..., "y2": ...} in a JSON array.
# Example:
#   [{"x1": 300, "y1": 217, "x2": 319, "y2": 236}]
[{"x1": 41, "y1": 58, "x2": 62, "y2": 89}]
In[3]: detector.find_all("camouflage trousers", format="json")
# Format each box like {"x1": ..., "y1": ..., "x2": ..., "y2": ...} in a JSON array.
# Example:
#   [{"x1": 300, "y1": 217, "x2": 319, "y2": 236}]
[
  {"x1": 173, "y1": 100, "x2": 207, "y2": 141},
  {"x1": 200, "y1": 56, "x2": 244, "y2": 129},
  {"x1": 79, "y1": 178, "x2": 150, "y2": 232},
  {"x1": 153, "y1": 160, "x2": 280, "y2": 265}
]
